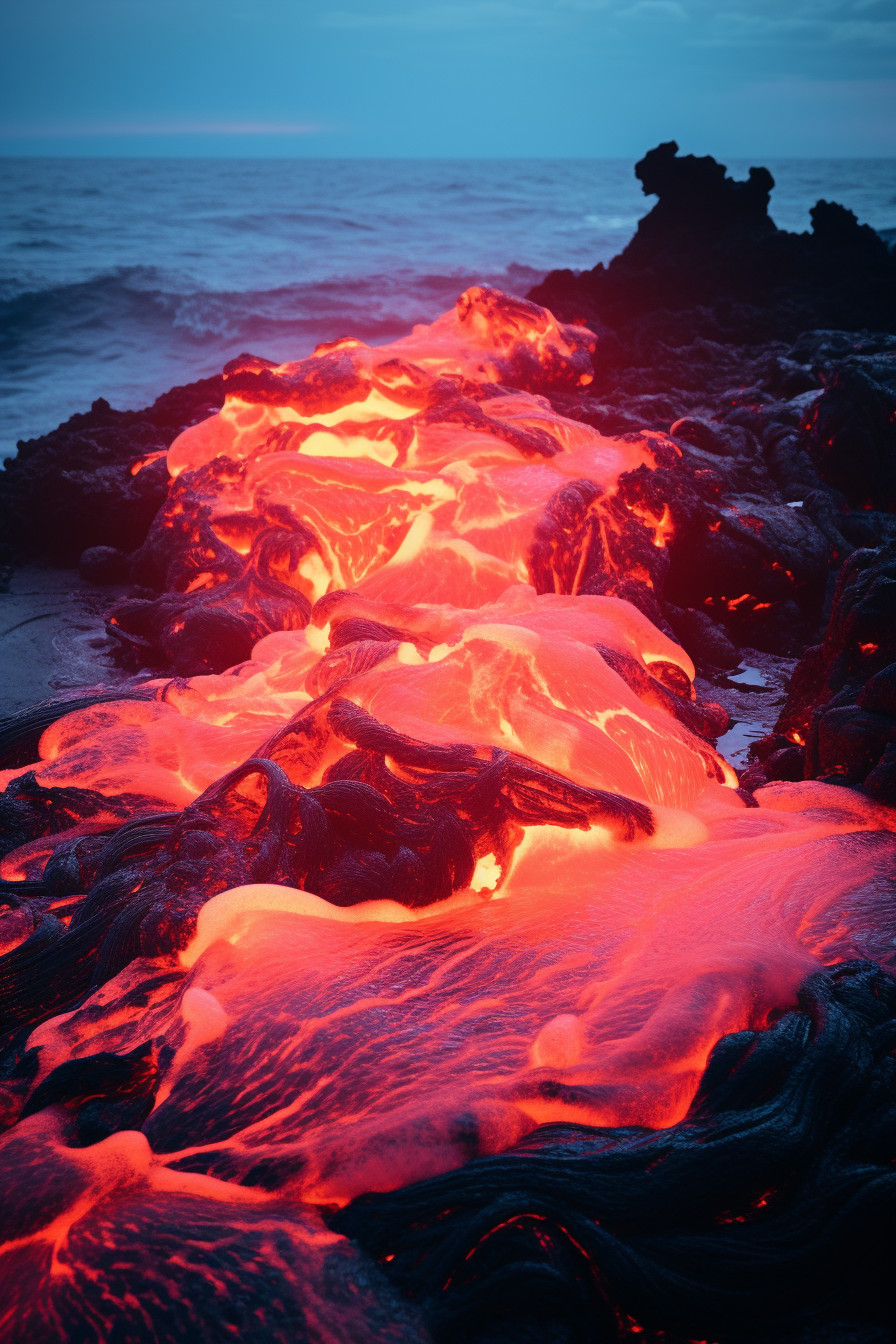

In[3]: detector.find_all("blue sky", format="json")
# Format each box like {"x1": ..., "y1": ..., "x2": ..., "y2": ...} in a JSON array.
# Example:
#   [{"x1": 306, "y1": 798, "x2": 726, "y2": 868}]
[{"x1": 1, "y1": 0, "x2": 894, "y2": 156}]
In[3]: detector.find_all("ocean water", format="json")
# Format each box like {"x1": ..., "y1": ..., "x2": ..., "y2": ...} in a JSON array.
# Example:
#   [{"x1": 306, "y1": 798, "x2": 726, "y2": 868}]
[{"x1": 2, "y1": 156, "x2": 895, "y2": 460}]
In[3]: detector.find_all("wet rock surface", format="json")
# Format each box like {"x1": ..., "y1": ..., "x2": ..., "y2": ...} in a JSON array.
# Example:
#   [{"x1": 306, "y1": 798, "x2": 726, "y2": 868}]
[{"x1": 0, "y1": 565, "x2": 140, "y2": 719}]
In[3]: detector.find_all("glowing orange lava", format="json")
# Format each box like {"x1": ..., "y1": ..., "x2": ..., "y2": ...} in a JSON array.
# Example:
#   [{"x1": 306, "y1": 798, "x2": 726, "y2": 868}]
[{"x1": 1, "y1": 288, "x2": 894, "y2": 1334}]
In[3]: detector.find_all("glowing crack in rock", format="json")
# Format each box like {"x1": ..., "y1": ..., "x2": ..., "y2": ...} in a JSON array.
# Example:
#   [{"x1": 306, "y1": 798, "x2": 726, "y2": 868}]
[{"x1": 0, "y1": 288, "x2": 894, "y2": 1340}]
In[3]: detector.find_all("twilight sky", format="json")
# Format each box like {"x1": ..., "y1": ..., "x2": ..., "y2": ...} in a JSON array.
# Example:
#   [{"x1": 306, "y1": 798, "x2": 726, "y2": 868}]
[{"x1": 1, "y1": 0, "x2": 894, "y2": 157}]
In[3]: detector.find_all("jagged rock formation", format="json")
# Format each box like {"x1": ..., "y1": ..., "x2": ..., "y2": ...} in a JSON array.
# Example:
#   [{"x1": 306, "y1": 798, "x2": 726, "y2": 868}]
[{"x1": 530, "y1": 140, "x2": 896, "y2": 342}]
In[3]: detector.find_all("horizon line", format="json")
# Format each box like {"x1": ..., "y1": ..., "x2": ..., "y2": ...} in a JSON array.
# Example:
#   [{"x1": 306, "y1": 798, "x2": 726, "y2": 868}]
[{"x1": 2, "y1": 150, "x2": 895, "y2": 162}]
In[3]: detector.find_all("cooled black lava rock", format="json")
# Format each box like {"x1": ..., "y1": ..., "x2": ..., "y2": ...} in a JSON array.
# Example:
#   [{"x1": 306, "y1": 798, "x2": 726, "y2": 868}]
[
  {"x1": 756, "y1": 540, "x2": 896, "y2": 801},
  {"x1": 529, "y1": 148, "x2": 896, "y2": 669},
  {"x1": 0, "y1": 376, "x2": 224, "y2": 563},
  {"x1": 336, "y1": 961, "x2": 896, "y2": 1344},
  {"x1": 665, "y1": 605, "x2": 739, "y2": 671},
  {"x1": 79, "y1": 545, "x2": 129, "y2": 584},
  {"x1": 801, "y1": 358, "x2": 896, "y2": 512},
  {"x1": 530, "y1": 141, "x2": 896, "y2": 343}
]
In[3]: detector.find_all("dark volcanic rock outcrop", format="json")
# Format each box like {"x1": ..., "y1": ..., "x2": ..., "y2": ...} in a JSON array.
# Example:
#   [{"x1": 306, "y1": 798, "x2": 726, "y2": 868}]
[
  {"x1": 530, "y1": 144, "x2": 896, "y2": 739},
  {"x1": 0, "y1": 376, "x2": 224, "y2": 564},
  {"x1": 531, "y1": 140, "x2": 896, "y2": 343}
]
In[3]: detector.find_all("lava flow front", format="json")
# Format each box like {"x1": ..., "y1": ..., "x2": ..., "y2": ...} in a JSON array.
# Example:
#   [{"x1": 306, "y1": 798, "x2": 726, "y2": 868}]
[{"x1": 1, "y1": 288, "x2": 894, "y2": 1344}]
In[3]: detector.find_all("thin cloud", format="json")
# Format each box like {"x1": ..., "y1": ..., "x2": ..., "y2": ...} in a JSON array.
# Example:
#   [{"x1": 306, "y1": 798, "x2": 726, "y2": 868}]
[
  {"x1": 317, "y1": 0, "x2": 892, "y2": 39},
  {"x1": 563, "y1": 0, "x2": 896, "y2": 40},
  {"x1": 621, "y1": 1, "x2": 688, "y2": 21},
  {"x1": 684, "y1": 0, "x2": 896, "y2": 47},
  {"x1": 321, "y1": 2, "x2": 557, "y2": 30},
  {"x1": 0, "y1": 120, "x2": 324, "y2": 138}
]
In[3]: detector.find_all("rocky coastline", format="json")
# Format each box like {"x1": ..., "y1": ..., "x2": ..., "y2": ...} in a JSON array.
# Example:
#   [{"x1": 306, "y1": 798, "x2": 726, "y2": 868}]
[
  {"x1": 1, "y1": 146, "x2": 895, "y2": 1344},
  {"x1": 3, "y1": 142, "x2": 894, "y2": 800}
]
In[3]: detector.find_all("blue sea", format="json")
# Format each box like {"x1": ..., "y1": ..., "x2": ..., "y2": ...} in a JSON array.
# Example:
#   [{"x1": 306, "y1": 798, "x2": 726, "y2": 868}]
[{"x1": 2, "y1": 157, "x2": 895, "y2": 459}]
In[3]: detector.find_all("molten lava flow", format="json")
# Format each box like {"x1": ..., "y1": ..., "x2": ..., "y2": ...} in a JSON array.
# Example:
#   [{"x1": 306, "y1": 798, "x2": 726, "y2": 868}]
[{"x1": 1, "y1": 287, "x2": 894, "y2": 1340}]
